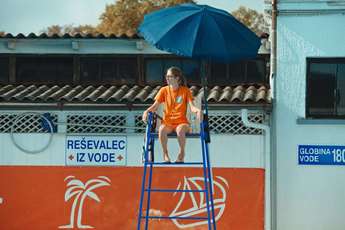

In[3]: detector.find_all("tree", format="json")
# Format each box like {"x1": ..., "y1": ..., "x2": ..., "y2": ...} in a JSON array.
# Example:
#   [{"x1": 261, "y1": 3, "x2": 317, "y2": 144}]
[
  {"x1": 0, "y1": 31, "x2": 5, "y2": 36},
  {"x1": 97, "y1": 0, "x2": 195, "y2": 36},
  {"x1": 42, "y1": 24, "x2": 98, "y2": 36},
  {"x1": 42, "y1": 25, "x2": 62, "y2": 35},
  {"x1": 232, "y1": 6, "x2": 270, "y2": 36},
  {"x1": 41, "y1": 1, "x2": 271, "y2": 38}
]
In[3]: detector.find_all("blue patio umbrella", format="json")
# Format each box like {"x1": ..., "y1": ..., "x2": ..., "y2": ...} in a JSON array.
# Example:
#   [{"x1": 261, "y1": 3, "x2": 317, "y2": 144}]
[
  {"x1": 138, "y1": 3, "x2": 261, "y2": 63},
  {"x1": 138, "y1": 3, "x2": 261, "y2": 129}
]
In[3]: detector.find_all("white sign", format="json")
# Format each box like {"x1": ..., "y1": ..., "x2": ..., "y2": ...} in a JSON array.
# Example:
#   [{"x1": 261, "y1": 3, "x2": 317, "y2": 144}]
[{"x1": 65, "y1": 136, "x2": 127, "y2": 166}]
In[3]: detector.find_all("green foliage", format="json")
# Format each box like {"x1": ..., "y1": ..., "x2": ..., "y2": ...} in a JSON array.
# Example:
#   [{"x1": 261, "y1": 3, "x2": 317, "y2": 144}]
[
  {"x1": 232, "y1": 6, "x2": 270, "y2": 35},
  {"x1": 42, "y1": 24, "x2": 97, "y2": 36}
]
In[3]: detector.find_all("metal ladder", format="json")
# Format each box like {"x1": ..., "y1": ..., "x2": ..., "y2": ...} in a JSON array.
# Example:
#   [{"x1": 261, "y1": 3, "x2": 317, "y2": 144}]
[{"x1": 137, "y1": 112, "x2": 217, "y2": 229}]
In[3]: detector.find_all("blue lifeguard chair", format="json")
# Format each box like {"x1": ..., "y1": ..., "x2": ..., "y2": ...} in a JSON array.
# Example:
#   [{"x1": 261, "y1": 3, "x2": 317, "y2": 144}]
[{"x1": 137, "y1": 112, "x2": 217, "y2": 229}]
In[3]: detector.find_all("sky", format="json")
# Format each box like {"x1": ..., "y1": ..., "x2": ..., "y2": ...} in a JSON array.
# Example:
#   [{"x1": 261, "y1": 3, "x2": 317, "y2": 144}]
[{"x1": 0, "y1": 0, "x2": 265, "y2": 35}]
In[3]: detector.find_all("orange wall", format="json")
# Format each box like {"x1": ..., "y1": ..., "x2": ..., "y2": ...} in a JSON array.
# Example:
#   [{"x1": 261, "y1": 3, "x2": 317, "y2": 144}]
[{"x1": 0, "y1": 167, "x2": 264, "y2": 230}]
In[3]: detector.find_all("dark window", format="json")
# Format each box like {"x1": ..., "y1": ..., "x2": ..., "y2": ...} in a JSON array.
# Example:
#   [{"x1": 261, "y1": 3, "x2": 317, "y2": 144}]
[
  {"x1": 247, "y1": 59, "x2": 266, "y2": 82},
  {"x1": 80, "y1": 56, "x2": 137, "y2": 84},
  {"x1": 0, "y1": 57, "x2": 9, "y2": 83},
  {"x1": 210, "y1": 58, "x2": 267, "y2": 85},
  {"x1": 306, "y1": 58, "x2": 345, "y2": 118},
  {"x1": 145, "y1": 58, "x2": 201, "y2": 85},
  {"x1": 16, "y1": 56, "x2": 73, "y2": 83}
]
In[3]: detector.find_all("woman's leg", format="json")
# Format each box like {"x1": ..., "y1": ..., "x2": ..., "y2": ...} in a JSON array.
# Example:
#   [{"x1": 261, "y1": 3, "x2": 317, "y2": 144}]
[
  {"x1": 175, "y1": 124, "x2": 190, "y2": 162},
  {"x1": 158, "y1": 124, "x2": 174, "y2": 162}
]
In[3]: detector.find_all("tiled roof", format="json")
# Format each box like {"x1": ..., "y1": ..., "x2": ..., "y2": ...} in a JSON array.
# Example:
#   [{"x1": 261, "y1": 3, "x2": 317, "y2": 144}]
[
  {"x1": 0, "y1": 33, "x2": 139, "y2": 39},
  {"x1": 0, "y1": 84, "x2": 271, "y2": 105},
  {"x1": 0, "y1": 32, "x2": 270, "y2": 40}
]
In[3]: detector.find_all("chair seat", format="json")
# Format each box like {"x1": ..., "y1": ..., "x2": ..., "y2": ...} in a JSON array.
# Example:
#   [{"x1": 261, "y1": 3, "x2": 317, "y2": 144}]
[{"x1": 151, "y1": 132, "x2": 201, "y2": 138}]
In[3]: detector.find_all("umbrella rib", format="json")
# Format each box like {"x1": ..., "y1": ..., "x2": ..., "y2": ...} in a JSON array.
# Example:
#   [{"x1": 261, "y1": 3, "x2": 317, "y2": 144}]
[
  {"x1": 190, "y1": 13, "x2": 203, "y2": 57},
  {"x1": 207, "y1": 14, "x2": 228, "y2": 60},
  {"x1": 210, "y1": 11, "x2": 260, "y2": 52}
]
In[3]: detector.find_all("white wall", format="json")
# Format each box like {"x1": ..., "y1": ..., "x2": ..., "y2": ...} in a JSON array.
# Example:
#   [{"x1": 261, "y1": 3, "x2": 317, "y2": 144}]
[
  {"x1": 0, "y1": 132, "x2": 264, "y2": 168},
  {"x1": 275, "y1": 4, "x2": 345, "y2": 230}
]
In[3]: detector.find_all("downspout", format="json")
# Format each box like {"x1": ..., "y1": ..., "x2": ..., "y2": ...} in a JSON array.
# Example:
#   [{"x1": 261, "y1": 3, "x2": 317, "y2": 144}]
[
  {"x1": 271, "y1": 1, "x2": 277, "y2": 230},
  {"x1": 241, "y1": 109, "x2": 271, "y2": 230},
  {"x1": 271, "y1": 0, "x2": 277, "y2": 98}
]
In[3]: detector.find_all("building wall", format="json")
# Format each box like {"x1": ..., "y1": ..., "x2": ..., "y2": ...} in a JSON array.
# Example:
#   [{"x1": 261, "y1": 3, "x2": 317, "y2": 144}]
[
  {"x1": 275, "y1": 2, "x2": 345, "y2": 230},
  {"x1": 0, "y1": 109, "x2": 266, "y2": 229}
]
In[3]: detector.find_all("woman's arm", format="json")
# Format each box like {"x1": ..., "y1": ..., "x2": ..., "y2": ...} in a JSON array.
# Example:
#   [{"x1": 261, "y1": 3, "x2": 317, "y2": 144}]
[
  {"x1": 188, "y1": 100, "x2": 203, "y2": 121},
  {"x1": 142, "y1": 100, "x2": 161, "y2": 122}
]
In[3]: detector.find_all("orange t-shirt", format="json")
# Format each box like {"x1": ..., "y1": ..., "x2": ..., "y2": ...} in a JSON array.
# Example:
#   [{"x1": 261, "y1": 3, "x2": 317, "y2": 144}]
[{"x1": 155, "y1": 86, "x2": 193, "y2": 126}]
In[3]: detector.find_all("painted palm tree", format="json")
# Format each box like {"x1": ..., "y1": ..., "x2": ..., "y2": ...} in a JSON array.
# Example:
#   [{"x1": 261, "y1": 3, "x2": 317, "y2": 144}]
[{"x1": 59, "y1": 175, "x2": 111, "y2": 229}]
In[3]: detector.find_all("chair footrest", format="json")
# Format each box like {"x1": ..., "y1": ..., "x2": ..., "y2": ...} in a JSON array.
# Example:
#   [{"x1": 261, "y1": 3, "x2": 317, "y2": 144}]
[
  {"x1": 141, "y1": 216, "x2": 208, "y2": 220},
  {"x1": 145, "y1": 189, "x2": 206, "y2": 193}
]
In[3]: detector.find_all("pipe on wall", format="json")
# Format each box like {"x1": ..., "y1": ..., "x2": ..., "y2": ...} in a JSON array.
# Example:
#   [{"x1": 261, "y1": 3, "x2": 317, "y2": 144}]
[
  {"x1": 270, "y1": 0, "x2": 277, "y2": 100},
  {"x1": 241, "y1": 108, "x2": 271, "y2": 230}
]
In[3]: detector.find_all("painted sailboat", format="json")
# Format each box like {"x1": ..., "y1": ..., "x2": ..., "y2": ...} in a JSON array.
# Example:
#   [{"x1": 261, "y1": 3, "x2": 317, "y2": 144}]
[{"x1": 169, "y1": 176, "x2": 229, "y2": 229}]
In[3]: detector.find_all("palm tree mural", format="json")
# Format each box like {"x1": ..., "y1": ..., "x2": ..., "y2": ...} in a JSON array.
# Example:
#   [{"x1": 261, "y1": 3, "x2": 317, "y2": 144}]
[{"x1": 59, "y1": 175, "x2": 111, "y2": 229}]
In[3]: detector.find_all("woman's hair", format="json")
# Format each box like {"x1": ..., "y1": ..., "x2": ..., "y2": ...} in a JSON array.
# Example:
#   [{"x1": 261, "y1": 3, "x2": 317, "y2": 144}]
[{"x1": 166, "y1": 66, "x2": 187, "y2": 86}]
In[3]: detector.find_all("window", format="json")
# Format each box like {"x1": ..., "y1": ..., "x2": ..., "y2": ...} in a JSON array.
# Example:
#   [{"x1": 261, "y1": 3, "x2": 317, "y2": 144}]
[
  {"x1": 16, "y1": 56, "x2": 73, "y2": 83},
  {"x1": 306, "y1": 58, "x2": 345, "y2": 118},
  {"x1": 0, "y1": 57, "x2": 9, "y2": 83},
  {"x1": 80, "y1": 56, "x2": 137, "y2": 84},
  {"x1": 210, "y1": 58, "x2": 267, "y2": 85},
  {"x1": 145, "y1": 58, "x2": 200, "y2": 84}
]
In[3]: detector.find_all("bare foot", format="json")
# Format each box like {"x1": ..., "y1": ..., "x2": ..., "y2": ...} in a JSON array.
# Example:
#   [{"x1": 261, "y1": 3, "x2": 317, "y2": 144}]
[
  {"x1": 176, "y1": 153, "x2": 185, "y2": 162},
  {"x1": 163, "y1": 153, "x2": 171, "y2": 162}
]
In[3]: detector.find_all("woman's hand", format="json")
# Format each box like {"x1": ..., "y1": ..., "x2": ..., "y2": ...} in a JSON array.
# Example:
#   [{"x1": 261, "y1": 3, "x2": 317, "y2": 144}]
[
  {"x1": 142, "y1": 110, "x2": 149, "y2": 123},
  {"x1": 196, "y1": 109, "x2": 203, "y2": 122},
  {"x1": 143, "y1": 101, "x2": 161, "y2": 123}
]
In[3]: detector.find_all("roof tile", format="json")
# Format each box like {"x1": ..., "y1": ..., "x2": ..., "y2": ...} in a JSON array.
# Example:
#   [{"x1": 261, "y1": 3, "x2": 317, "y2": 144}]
[
  {"x1": 36, "y1": 85, "x2": 60, "y2": 101},
  {"x1": 85, "y1": 85, "x2": 107, "y2": 102},
  {"x1": 219, "y1": 86, "x2": 233, "y2": 102},
  {"x1": 74, "y1": 86, "x2": 95, "y2": 101},
  {"x1": 48, "y1": 85, "x2": 72, "y2": 101},
  {"x1": 109, "y1": 85, "x2": 129, "y2": 101},
  {"x1": 61, "y1": 85, "x2": 84, "y2": 101},
  {"x1": 25, "y1": 85, "x2": 50, "y2": 100},
  {"x1": 98, "y1": 86, "x2": 117, "y2": 102}
]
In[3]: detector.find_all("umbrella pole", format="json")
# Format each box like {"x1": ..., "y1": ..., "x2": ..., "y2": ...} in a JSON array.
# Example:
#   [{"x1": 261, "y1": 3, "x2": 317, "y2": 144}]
[{"x1": 201, "y1": 61, "x2": 209, "y2": 115}]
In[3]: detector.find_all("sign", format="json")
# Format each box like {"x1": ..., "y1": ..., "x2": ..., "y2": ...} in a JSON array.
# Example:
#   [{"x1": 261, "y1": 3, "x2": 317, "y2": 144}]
[
  {"x1": 298, "y1": 144, "x2": 345, "y2": 165},
  {"x1": 65, "y1": 136, "x2": 127, "y2": 166},
  {"x1": 0, "y1": 167, "x2": 264, "y2": 230}
]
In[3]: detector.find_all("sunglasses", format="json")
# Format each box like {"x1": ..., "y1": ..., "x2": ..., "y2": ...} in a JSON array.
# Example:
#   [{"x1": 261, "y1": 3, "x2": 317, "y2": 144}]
[{"x1": 166, "y1": 74, "x2": 178, "y2": 79}]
